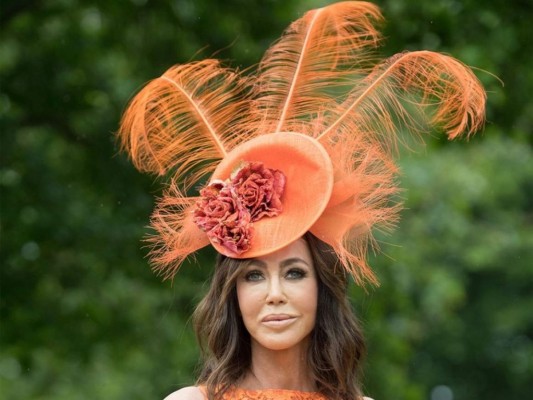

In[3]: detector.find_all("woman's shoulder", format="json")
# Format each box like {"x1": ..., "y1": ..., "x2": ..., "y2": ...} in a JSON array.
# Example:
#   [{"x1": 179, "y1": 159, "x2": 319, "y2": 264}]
[
  {"x1": 164, "y1": 386, "x2": 205, "y2": 400},
  {"x1": 163, "y1": 386, "x2": 373, "y2": 400}
]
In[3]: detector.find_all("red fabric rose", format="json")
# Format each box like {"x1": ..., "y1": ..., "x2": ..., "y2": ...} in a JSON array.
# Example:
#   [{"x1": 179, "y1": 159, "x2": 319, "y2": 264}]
[
  {"x1": 193, "y1": 182, "x2": 253, "y2": 255},
  {"x1": 231, "y1": 162, "x2": 285, "y2": 221},
  {"x1": 193, "y1": 181, "x2": 232, "y2": 233},
  {"x1": 208, "y1": 208, "x2": 253, "y2": 255},
  {"x1": 193, "y1": 162, "x2": 286, "y2": 255}
]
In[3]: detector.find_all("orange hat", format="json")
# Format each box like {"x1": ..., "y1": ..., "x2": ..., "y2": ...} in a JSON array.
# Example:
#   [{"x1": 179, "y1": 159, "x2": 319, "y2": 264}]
[{"x1": 118, "y1": 1, "x2": 486, "y2": 284}]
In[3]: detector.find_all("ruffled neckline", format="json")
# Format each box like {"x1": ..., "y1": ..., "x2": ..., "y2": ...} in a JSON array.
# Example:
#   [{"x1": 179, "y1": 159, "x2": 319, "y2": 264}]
[{"x1": 224, "y1": 387, "x2": 328, "y2": 399}]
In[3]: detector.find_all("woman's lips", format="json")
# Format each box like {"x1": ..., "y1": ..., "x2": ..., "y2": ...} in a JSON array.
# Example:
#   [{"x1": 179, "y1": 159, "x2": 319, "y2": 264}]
[{"x1": 261, "y1": 314, "x2": 296, "y2": 328}]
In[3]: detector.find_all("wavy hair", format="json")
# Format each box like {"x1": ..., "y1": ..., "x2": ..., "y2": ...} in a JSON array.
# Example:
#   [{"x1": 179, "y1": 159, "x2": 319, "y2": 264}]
[{"x1": 193, "y1": 232, "x2": 366, "y2": 399}]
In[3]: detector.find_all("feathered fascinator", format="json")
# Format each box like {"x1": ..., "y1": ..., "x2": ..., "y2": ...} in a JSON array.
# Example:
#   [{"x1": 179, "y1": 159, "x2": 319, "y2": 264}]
[{"x1": 118, "y1": 1, "x2": 486, "y2": 285}]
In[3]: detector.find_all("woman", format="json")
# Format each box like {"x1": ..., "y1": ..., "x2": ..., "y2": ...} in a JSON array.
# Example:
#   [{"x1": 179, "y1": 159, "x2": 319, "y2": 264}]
[
  {"x1": 117, "y1": 2, "x2": 486, "y2": 399},
  {"x1": 172, "y1": 232, "x2": 369, "y2": 399}
]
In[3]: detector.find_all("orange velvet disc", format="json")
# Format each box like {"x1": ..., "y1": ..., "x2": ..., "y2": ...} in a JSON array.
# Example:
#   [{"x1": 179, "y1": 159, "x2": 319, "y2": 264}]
[{"x1": 210, "y1": 132, "x2": 334, "y2": 258}]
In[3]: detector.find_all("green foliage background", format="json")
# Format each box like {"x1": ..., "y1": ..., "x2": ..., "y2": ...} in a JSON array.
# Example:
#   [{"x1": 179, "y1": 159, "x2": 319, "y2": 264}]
[{"x1": 1, "y1": 0, "x2": 531, "y2": 399}]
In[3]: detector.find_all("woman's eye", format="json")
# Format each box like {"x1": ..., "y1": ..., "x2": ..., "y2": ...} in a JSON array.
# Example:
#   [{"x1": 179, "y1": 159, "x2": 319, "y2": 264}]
[
  {"x1": 286, "y1": 268, "x2": 306, "y2": 280},
  {"x1": 244, "y1": 271, "x2": 263, "y2": 282}
]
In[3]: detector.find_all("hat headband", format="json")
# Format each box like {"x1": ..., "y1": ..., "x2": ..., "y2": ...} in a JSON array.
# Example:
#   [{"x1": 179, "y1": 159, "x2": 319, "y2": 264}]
[
  {"x1": 205, "y1": 132, "x2": 334, "y2": 258},
  {"x1": 118, "y1": 2, "x2": 486, "y2": 284}
]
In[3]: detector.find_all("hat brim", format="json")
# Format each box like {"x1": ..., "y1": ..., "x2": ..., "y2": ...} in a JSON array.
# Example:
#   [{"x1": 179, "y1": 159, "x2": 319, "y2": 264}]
[{"x1": 210, "y1": 132, "x2": 334, "y2": 258}]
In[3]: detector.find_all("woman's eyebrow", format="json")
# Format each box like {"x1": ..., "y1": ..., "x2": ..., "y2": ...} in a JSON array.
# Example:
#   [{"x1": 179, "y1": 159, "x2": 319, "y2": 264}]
[
  {"x1": 246, "y1": 259, "x2": 267, "y2": 268},
  {"x1": 280, "y1": 258, "x2": 310, "y2": 268},
  {"x1": 245, "y1": 258, "x2": 310, "y2": 269}
]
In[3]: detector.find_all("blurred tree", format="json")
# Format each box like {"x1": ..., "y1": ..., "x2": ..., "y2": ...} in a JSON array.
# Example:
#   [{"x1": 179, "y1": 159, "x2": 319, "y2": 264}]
[
  {"x1": 352, "y1": 134, "x2": 533, "y2": 399},
  {"x1": 1, "y1": 0, "x2": 531, "y2": 399}
]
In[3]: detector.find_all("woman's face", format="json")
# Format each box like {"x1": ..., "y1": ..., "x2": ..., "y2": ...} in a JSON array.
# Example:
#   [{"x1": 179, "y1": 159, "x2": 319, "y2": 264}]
[{"x1": 236, "y1": 238, "x2": 318, "y2": 352}]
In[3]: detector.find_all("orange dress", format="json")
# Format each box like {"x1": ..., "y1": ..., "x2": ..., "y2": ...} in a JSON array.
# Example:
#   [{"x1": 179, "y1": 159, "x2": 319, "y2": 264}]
[
  {"x1": 217, "y1": 387, "x2": 328, "y2": 400},
  {"x1": 196, "y1": 387, "x2": 372, "y2": 399}
]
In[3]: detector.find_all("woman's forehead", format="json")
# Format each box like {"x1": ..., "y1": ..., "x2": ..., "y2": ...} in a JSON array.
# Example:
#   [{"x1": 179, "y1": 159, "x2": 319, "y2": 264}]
[{"x1": 249, "y1": 237, "x2": 313, "y2": 267}]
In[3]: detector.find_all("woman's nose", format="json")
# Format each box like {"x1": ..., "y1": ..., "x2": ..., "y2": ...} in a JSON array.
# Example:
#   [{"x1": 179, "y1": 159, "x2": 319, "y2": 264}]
[{"x1": 265, "y1": 278, "x2": 287, "y2": 304}]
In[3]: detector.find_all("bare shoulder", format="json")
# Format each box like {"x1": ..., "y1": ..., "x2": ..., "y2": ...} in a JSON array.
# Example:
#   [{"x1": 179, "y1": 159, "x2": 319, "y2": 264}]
[
  {"x1": 363, "y1": 397, "x2": 374, "y2": 400},
  {"x1": 164, "y1": 386, "x2": 205, "y2": 400}
]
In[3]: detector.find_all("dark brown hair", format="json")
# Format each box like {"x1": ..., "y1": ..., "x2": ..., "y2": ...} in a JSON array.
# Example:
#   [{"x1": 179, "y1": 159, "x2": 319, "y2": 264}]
[{"x1": 193, "y1": 232, "x2": 366, "y2": 399}]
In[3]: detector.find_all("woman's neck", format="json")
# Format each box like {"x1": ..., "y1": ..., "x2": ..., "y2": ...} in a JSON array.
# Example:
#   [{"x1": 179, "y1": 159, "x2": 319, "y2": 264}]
[{"x1": 240, "y1": 338, "x2": 316, "y2": 392}]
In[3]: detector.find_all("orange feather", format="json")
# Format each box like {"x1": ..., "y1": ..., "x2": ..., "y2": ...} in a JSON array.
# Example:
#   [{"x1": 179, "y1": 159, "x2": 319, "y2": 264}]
[
  {"x1": 118, "y1": 59, "x2": 252, "y2": 191},
  {"x1": 148, "y1": 183, "x2": 210, "y2": 280},
  {"x1": 318, "y1": 50, "x2": 486, "y2": 152},
  {"x1": 252, "y1": 1, "x2": 383, "y2": 135}
]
